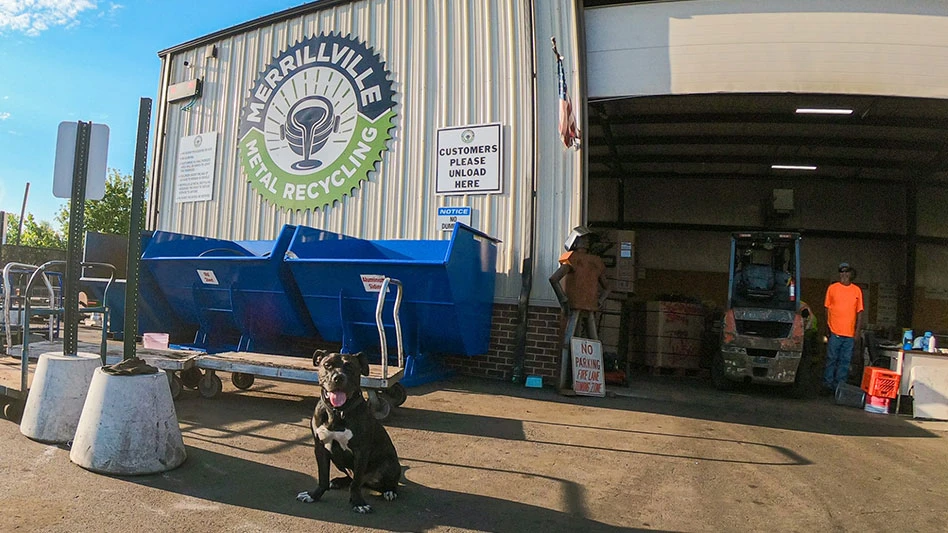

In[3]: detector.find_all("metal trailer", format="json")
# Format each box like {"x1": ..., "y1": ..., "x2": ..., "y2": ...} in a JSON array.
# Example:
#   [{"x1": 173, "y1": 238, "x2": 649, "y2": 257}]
[
  {"x1": 2, "y1": 262, "x2": 63, "y2": 352},
  {"x1": 113, "y1": 222, "x2": 497, "y2": 419},
  {"x1": 194, "y1": 276, "x2": 407, "y2": 420},
  {"x1": 0, "y1": 261, "x2": 112, "y2": 419},
  {"x1": 2, "y1": 260, "x2": 202, "y2": 406}
]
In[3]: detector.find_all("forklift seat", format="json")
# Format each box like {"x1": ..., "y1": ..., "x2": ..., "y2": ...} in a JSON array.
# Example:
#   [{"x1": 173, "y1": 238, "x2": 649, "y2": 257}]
[{"x1": 739, "y1": 264, "x2": 776, "y2": 298}]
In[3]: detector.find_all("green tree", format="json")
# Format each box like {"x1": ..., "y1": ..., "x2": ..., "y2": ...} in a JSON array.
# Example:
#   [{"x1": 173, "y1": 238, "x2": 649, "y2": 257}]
[
  {"x1": 57, "y1": 168, "x2": 140, "y2": 237},
  {"x1": 4, "y1": 213, "x2": 67, "y2": 249}
]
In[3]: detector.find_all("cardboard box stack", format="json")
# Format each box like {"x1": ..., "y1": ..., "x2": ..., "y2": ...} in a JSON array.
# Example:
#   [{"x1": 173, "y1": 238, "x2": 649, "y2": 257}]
[{"x1": 642, "y1": 301, "x2": 705, "y2": 369}]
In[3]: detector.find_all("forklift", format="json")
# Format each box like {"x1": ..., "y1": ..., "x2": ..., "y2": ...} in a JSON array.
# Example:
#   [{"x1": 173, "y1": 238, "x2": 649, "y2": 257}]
[{"x1": 713, "y1": 231, "x2": 819, "y2": 397}]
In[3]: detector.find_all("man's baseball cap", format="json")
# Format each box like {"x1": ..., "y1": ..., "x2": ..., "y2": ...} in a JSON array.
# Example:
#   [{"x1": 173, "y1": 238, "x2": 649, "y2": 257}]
[{"x1": 838, "y1": 262, "x2": 852, "y2": 272}]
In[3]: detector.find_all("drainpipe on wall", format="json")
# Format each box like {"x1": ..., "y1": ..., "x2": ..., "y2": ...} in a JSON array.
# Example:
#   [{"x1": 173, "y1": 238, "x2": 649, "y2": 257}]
[{"x1": 511, "y1": 0, "x2": 541, "y2": 384}]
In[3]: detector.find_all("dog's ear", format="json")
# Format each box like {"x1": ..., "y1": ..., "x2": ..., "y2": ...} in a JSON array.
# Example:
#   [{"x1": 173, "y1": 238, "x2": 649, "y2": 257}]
[
  {"x1": 355, "y1": 352, "x2": 370, "y2": 376},
  {"x1": 312, "y1": 349, "x2": 328, "y2": 367}
]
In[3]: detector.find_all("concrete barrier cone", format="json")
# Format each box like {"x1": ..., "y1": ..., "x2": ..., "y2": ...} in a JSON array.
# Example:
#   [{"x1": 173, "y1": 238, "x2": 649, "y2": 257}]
[
  {"x1": 70, "y1": 368, "x2": 186, "y2": 475},
  {"x1": 20, "y1": 352, "x2": 102, "y2": 444}
]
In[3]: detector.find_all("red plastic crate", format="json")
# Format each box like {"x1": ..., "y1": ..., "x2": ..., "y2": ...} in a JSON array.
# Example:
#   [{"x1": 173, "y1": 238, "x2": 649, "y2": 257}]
[{"x1": 861, "y1": 366, "x2": 900, "y2": 400}]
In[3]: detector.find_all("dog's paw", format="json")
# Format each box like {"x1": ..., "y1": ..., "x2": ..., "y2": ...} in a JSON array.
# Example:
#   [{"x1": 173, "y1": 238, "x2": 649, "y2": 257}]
[
  {"x1": 352, "y1": 503, "x2": 373, "y2": 514},
  {"x1": 383, "y1": 490, "x2": 397, "y2": 501},
  {"x1": 297, "y1": 488, "x2": 326, "y2": 503}
]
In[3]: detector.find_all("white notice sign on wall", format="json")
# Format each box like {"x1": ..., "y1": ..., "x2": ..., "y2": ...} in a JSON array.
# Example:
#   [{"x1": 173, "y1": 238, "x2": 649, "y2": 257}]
[
  {"x1": 436, "y1": 123, "x2": 502, "y2": 195},
  {"x1": 175, "y1": 132, "x2": 217, "y2": 203}
]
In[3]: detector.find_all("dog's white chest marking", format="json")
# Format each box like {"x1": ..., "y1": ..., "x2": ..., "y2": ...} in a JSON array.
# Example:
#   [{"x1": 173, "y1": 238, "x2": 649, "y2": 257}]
[{"x1": 314, "y1": 421, "x2": 353, "y2": 452}]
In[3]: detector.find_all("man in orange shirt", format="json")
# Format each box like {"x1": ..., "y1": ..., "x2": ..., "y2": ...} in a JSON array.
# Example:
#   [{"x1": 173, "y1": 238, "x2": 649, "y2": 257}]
[{"x1": 823, "y1": 262, "x2": 864, "y2": 393}]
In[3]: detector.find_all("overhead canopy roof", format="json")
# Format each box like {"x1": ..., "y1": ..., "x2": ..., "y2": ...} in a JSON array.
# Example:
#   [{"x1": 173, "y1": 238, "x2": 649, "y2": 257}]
[{"x1": 587, "y1": 93, "x2": 948, "y2": 187}]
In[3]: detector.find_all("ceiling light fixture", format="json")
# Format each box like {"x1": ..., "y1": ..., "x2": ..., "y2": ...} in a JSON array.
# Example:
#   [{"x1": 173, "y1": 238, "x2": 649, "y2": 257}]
[
  {"x1": 772, "y1": 164, "x2": 817, "y2": 171},
  {"x1": 795, "y1": 108, "x2": 853, "y2": 115}
]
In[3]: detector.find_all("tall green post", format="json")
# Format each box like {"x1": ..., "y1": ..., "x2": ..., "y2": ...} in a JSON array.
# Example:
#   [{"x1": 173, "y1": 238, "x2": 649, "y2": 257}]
[{"x1": 123, "y1": 98, "x2": 153, "y2": 359}]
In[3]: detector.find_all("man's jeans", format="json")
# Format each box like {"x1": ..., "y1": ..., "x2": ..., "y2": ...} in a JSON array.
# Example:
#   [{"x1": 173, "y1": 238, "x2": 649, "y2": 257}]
[{"x1": 824, "y1": 332, "x2": 855, "y2": 390}]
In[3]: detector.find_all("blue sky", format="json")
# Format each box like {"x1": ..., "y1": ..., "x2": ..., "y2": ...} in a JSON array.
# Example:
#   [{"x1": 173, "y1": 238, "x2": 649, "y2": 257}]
[{"x1": 0, "y1": 0, "x2": 309, "y2": 227}]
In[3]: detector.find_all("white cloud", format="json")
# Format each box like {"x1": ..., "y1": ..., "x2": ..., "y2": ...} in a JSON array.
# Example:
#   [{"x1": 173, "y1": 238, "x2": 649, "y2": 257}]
[
  {"x1": 0, "y1": 1, "x2": 98, "y2": 36},
  {"x1": 97, "y1": 2, "x2": 121, "y2": 19},
  {"x1": 0, "y1": 112, "x2": 10, "y2": 120}
]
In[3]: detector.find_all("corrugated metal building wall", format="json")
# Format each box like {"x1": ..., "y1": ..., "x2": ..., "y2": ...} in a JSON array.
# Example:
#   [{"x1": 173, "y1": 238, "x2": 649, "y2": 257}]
[{"x1": 149, "y1": 0, "x2": 584, "y2": 305}]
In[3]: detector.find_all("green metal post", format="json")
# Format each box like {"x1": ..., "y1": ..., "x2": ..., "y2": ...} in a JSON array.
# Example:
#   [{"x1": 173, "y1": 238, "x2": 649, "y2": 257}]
[
  {"x1": 63, "y1": 121, "x2": 92, "y2": 357},
  {"x1": 123, "y1": 98, "x2": 152, "y2": 360}
]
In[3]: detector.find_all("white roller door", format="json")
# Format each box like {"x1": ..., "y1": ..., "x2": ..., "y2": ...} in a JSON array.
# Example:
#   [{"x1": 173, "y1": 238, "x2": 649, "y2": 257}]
[{"x1": 586, "y1": 0, "x2": 948, "y2": 99}]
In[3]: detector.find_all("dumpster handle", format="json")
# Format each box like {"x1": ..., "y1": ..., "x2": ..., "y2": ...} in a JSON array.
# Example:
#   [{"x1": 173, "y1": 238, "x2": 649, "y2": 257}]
[{"x1": 375, "y1": 277, "x2": 404, "y2": 380}]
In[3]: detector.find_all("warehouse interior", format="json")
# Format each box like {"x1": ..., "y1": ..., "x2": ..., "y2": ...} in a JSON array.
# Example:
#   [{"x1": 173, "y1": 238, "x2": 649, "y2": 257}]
[{"x1": 584, "y1": 92, "x2": 948, "y2": 370}]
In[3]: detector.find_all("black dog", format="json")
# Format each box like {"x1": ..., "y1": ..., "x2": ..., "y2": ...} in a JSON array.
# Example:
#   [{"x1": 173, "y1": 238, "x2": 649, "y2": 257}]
[{"x1": 297, "y1": 350, "x2": 401, "y2": 513}]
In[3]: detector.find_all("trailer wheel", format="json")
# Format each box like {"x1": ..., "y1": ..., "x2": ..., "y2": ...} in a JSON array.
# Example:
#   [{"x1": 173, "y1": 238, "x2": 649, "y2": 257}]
[
  {"x1": 180, "y1": 367, "x2": 202, "y2": 389},
  {"x1": 167, "y1": 371, "x2": 183, "y2": 400},
  {"x1": 366, "y1": 390, "x2": 392, "y2": 421},
  {"x1": 372, "y1": 396, "x2": 392, "y2": 421},
  {"x1": 383, "y1": 383, "x2": 407, "y2": 406},
  {"x1": 231, "y1": 372, "x2": 255, "y2": 390},
  {"x1": 198, "y1": 372, "x2": 223, "y2": 399},
  {"x1": 3, "y1": 399, "x2": 24, "y2": 422}
]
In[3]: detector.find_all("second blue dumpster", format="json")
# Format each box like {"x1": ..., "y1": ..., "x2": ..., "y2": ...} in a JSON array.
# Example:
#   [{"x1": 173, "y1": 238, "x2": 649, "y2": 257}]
[{"x1": 285, "y1": 223, "x2": 499, "y2": 386}]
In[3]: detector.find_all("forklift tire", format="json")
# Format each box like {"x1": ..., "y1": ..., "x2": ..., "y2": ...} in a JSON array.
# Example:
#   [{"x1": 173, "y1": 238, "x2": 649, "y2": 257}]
[
  {"x1": 790, "y1": 337, "x2": 820, "y2": 399},
  {"x1": 198, "y1": 372, "x2": 223, "y2": 399},
  {"x1": 789, "y1": 356, "x2": 813, "y2": 398},
  {"x1": 180, "y1": 367, "x2": 202, "y2": 389},
  {"x1": 231, "y1": 372, "x2": 255, "y2": 390},
  {"x1": 711, "y1": 352, "x2": 737, "y2": 391},
  {"x1": 383, "y1": 382, "x2": 407, "y2": 407}
]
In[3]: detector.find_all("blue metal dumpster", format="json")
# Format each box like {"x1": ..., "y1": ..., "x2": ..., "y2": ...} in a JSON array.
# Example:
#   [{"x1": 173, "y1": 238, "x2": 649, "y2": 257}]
[
  {"x1": 285, "y1": 223, "x2": 499, "y2": 386},
  {"x1": 79, "y1": 233, "x2": 171, "y2": 340},
  {"x1": 139, "y1": 224, "x2": 333, "y2": 354}
]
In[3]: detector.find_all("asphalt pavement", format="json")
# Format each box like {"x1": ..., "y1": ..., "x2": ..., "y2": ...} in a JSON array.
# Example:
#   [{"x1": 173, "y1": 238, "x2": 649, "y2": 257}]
[{"x1": 0, "y1": 365, "x2": 945, "y2": 532}]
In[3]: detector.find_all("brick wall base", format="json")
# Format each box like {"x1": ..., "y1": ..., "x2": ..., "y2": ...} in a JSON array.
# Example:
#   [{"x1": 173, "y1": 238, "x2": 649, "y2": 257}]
[{"x1": 444, "y1": 303, "x2": 563, "y2": 384}]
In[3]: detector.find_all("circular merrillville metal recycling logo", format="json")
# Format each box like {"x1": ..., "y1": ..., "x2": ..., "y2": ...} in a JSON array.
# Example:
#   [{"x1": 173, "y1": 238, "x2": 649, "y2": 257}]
[{"x1": 238, "y1": 33, "x2": 396, "y2": 211}]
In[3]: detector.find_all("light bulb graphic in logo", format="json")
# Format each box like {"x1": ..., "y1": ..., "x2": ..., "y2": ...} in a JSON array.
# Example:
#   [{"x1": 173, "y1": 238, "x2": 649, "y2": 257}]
[{"x1": 280, "y1": 95, "x2": 340, "y2": 170}]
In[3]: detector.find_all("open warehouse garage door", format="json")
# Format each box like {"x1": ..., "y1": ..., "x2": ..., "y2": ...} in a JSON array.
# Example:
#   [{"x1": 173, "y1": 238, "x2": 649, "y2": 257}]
[
  {"x1": 581, "y1": 1, "x2": 948, "y2": 376},
  {"x1": 586, "y1": 92, "x2": 948, "y2": 333}
]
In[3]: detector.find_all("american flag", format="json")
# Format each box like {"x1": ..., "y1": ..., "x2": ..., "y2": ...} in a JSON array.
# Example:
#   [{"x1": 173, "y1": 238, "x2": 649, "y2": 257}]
[{"x1": 556, "y1": 48, "x2": 580, "y2": 149}]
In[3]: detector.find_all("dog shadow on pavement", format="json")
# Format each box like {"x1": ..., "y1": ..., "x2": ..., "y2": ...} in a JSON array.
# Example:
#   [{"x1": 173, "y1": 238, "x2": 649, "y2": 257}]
[
  {"x1": 119, "y1": 382, "x2": 644, "y2": 531},
  {"x1": 121, "y1": 446, "x2": 643, "y2": 532}
]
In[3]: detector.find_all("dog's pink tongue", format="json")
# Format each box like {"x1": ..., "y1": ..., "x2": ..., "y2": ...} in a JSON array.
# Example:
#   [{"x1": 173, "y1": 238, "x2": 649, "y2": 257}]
[{"x1": 328, "y1": 391, "x2": 347, "y2": 407}]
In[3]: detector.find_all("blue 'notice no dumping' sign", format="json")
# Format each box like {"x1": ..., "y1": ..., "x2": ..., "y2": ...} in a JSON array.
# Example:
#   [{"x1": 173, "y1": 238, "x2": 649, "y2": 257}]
[{"x1": 437, "y1": 206, "x2": 472, "y2": 231}]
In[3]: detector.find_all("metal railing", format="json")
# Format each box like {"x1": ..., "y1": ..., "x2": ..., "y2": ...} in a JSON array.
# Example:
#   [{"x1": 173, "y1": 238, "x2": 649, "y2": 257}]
[{"x1": 375, "y1": 277, "x2": 404, "y2": 380}]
